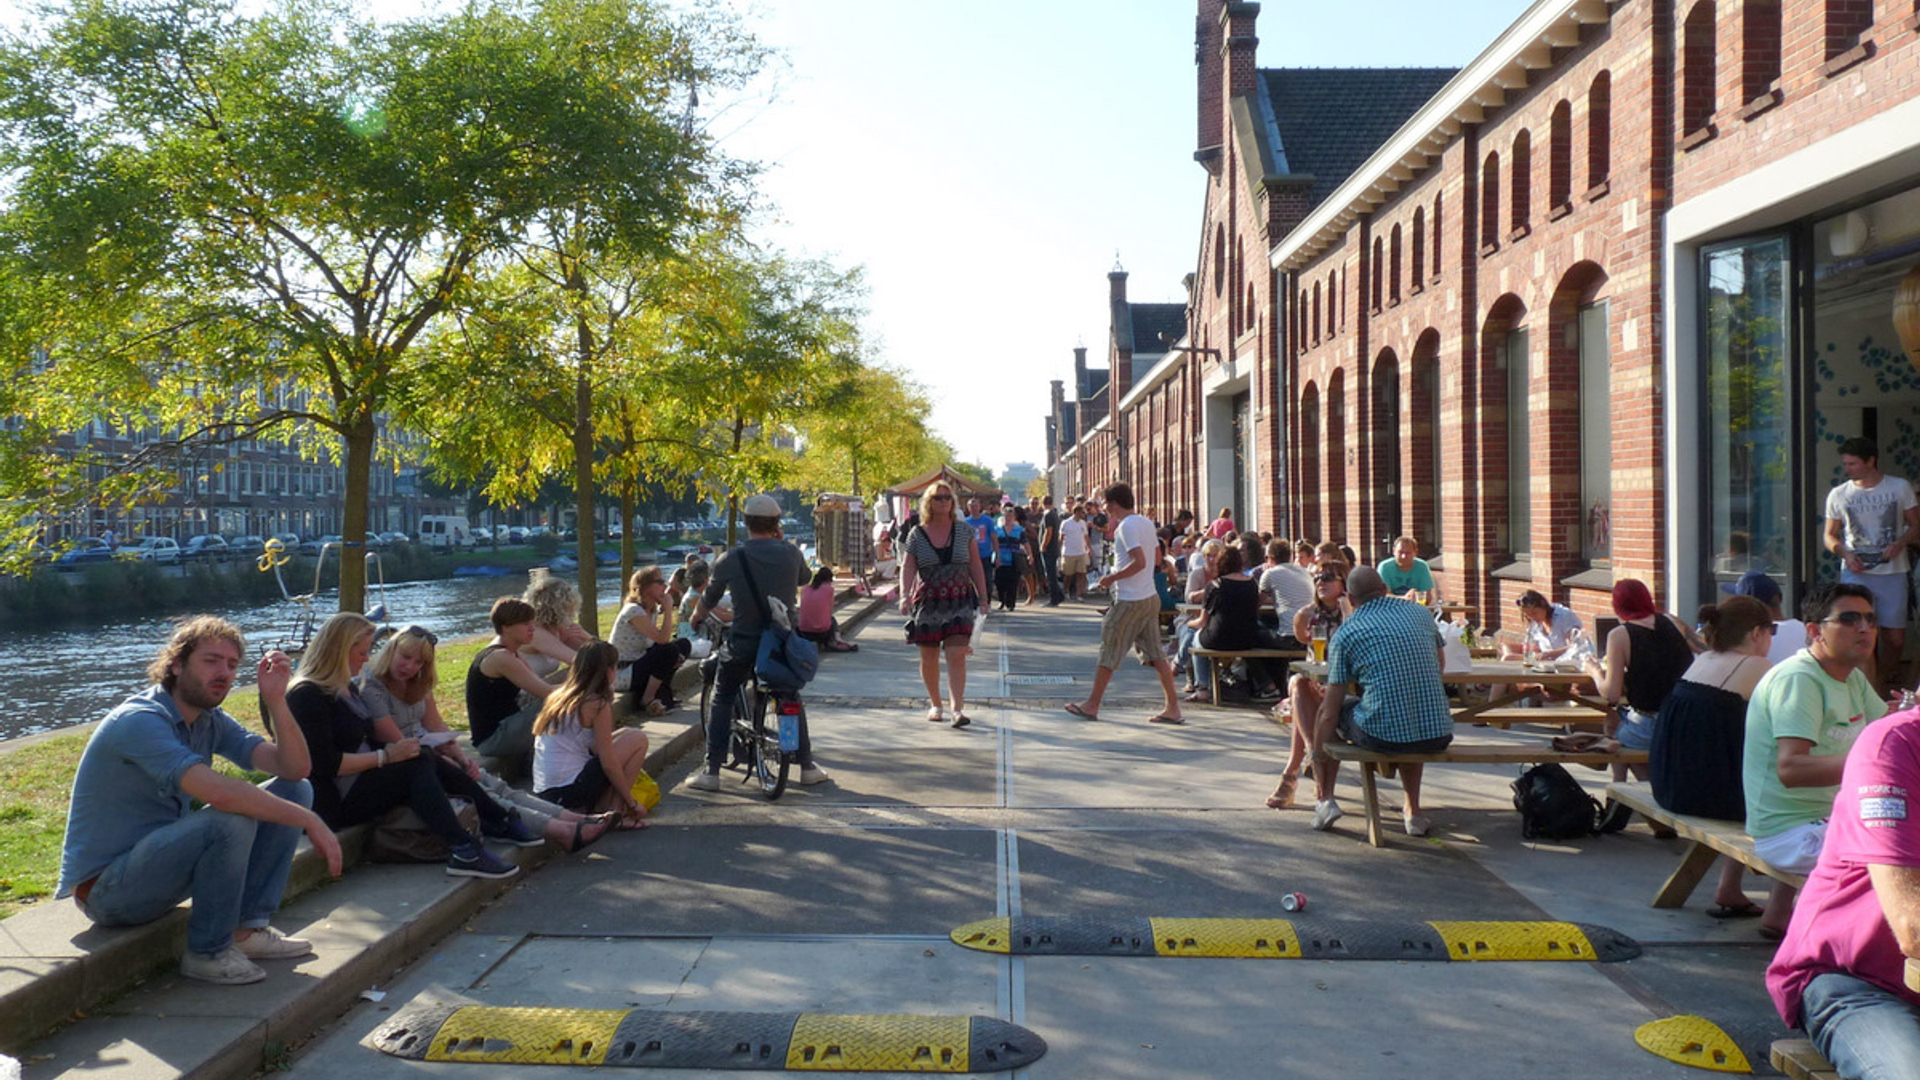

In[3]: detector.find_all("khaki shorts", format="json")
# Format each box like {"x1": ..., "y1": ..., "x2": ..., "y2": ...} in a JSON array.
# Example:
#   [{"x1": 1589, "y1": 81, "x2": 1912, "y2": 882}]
[
  {"x1": 1099, "y1": 596, "x2": 1164, "y2": 670},
  {"x1": 1061, "y1": 553, "x2": 1088, "y2": 575}
]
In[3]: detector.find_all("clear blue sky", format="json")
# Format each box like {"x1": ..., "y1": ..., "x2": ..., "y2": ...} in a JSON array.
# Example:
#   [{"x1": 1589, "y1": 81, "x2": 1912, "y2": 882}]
[{"x1": 715, "y1": 0, "x2": 1535, "y2": 478}]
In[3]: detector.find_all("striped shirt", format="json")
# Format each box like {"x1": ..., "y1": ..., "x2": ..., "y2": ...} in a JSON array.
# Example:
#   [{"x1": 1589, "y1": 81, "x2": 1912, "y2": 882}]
[{"x1": 1326, "y1": 598, "x2": 1451, "y2": 745}]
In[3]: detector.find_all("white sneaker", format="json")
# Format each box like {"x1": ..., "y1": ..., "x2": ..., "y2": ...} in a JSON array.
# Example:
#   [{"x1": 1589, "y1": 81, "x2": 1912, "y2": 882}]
[
  {"x1": 235, "y1": 925, "x2": 312, "y2": 960},
  {"x1": 1310, "y1": 799, "x2": 1345, "y2": 831},
  {"x1": 689, "y1": 771, "x2": 721, "y2": 792},
  {"x1": 180, "y1": 946, "x2": 266, "y2": 985},
  {"x1": 1403, "y1": 813, "x2": 1433, "y2": 838},
  {"x1": 798, "y1": 765, "x2": 831, "y2": 786}
]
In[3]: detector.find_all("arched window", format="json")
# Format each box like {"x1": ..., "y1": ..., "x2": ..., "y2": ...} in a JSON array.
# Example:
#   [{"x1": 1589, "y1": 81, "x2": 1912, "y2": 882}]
[
  {"x1": 1411, "y1": 207, "x2": 1427, "y2": 286},
  {"x1": 1233, "y1": 235, "x2": 1246, "y2": 334},
  {"x1": 1511, "y1": 130, "x2": 1532, "y2": 234},
  {"x1": 1481, "y1": 152, "x2": 1501, "y2": 250},
  {"x1": 1312, "y1": 280, "x2": 1322, "y2": 343},
  {"x1": 1432, "y1": 194, "x2": 1444, "y2": 280},
  {"x1": 1683, "y1": 2, "x2": 1717, "y2": 136},
  {"x1": 1549, "y1": 101, "x2": 1572, "y2": 209},
  {"x1": 1371, "y1": 237, "x2": 1385, "y2": 311},
  {"x1": 1826, "y1": 0, "x2": 1874, "y2": 60},
  {"x1": 1336, "y1": 269, "x2": 1345, "y2": 328},
  {"x1": 1743, "y1": 1, "x2": 1782, "y2": 101},
  {"x1": 1587, "y1": 73, "x2": 1611, "y2": 189},
  {"x1": 1213, "y1": 224, "x2": 1227, "y2": 294},
  {"x1": 1389, "y1": 224, "x2": 1403, "y2": 304}
]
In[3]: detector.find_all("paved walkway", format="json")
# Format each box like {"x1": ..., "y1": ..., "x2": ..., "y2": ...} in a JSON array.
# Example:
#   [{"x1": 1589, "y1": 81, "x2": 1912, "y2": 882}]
[{"x1": 21, "y1": 597, "x2": 1796, "y2": 1078}]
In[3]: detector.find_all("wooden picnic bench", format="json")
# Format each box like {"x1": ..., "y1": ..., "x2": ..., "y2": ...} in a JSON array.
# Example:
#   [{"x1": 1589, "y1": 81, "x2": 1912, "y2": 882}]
[
  {"x1": 1602, "y1": 781, "x2": 1807, "y2": 907},
  {"x1": 1322, "y1": 742, "x2": 1648, "y2": 847},
  {"x1": 1771, "y1": 1039, "x2": 1837, "y2": 1080},
  {"x1": 1190, "y1": 646, "x2": 1306, "y2": 704},
  {"x1": 1454, "y1": 706, "x2": 1609, "y2": 729}
]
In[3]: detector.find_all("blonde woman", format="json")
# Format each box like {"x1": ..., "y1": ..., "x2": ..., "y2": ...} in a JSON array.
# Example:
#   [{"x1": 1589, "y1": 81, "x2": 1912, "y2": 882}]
[
  {"x1": 361, "y1": 626, "x2": 612, "y2": 851},
  {"x1": 611, "y1": 567, "x2": 693, "y2": 715},
  {"x1": 286, "y1": 613, "x2": 526, "y2": 879},
  {"x1": 899, "y1": 481, "x2": 989, "y2": 728},
  {"x1": 532, "y1": 642, "x2": 651, "y2": 829},
  {"x1": 521, "y1": 575, "x2": 594, "y2": 680}
]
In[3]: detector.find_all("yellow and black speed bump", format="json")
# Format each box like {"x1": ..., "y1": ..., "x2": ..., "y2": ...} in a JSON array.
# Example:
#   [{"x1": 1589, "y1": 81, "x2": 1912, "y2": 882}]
[
  {"x1": 364, "y1": 995, "x2": 1047, "y2": 1072},
  {"x1": 950, "y1": 916, "x2": 1640, "y2": 962}
]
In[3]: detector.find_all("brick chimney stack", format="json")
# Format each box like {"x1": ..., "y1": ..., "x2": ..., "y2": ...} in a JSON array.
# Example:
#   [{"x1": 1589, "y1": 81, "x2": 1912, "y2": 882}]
[
  {"x1": 1195, "y1": 1, "x2": 1223, "y2": 163},
  {"x1": 1109, "y1": 264, "x2": 1134, "y2": 415},
  {"x1": 1072, "y1": 346, "x2": 1091, "y2": 438},
  {"x1": 1222, "y1": 2, "x2": 1260, "y2": 106},
  {"x1": 1048, "y1": 379, "x2": 1066, "y2": 462}
]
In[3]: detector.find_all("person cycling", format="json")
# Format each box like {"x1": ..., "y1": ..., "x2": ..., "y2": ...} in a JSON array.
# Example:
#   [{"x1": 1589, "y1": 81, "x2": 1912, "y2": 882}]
[{"x1": 685, "y1": 494, "x2": 829, "y2": 791}]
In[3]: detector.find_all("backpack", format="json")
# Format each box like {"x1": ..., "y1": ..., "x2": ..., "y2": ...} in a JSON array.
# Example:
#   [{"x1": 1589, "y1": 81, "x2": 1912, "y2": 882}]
[{"x1": 1511, "y1": 763, "x2": 1602, "y2": 840}]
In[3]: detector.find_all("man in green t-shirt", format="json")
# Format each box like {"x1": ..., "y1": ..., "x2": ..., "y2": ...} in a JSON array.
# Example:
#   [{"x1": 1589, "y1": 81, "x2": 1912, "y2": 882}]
[
  {"x1": 1743, "y1": 582, "x2": 1886, "y2": 938},
  {"x1": 1376, "y1": 536, "x2": 1435, "y2": 604}
]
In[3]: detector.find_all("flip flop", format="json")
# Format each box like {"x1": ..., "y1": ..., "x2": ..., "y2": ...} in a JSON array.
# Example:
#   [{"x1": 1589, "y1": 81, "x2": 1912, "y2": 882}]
[
  {"x1": 925, "y1": 708, "x2": 945, "y2": 722},
  {"x1": 1707, "y1": 901, "x2": 1764, "y2": 919},
  {"x1": 1064, "y1": 703, "x2": 1098, "y2": 721},
  {"x1": 1148, "y1": 713, "x2": 1185, "y2": 725},
  {"x1": 951, "y1": 714, "x2": 971, "y2": 729}
]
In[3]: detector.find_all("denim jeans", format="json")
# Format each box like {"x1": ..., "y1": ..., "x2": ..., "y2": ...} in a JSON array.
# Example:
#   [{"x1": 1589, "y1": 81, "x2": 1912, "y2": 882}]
[
  {"x1": 1174, "y1": 622, "x2": 1199, "y2": 681},
  {"x1": 1803, "y1": 971, "x2": 1920, "y2": 1080},
  {"x1": 79, "y1": 777, "x2": 312, "y2": 957},
  {"x1": 706, "y1": 647, "x2": 811, "y2": 773},
  {"x1": 1042, "y1": 549, "x2": 1062, "y2": 602}
]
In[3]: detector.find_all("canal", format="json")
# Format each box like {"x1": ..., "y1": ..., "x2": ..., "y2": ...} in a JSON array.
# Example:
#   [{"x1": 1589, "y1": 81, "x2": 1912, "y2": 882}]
[{"x1": 1, "y1": 569, "x2": 627, "y2": 742}]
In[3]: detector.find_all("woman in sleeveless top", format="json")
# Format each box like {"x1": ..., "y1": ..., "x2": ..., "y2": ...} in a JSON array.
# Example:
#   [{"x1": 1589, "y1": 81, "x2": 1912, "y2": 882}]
[
  {"x1": 531, "y1": 643, "x2": 652, "y2": 829},
  {"x1": 899, "y1": 481, "x2": 989, "y2": 728},
  {"x1": 1582, "y1": 578, "x2": 1701, "y2": 782},
  {"x1": 1268, "y1": 562, "x2": 1352, "y2": 809},
  {"x1": 1649, "y1": 595, "x2": 1777, "y2": 917}
]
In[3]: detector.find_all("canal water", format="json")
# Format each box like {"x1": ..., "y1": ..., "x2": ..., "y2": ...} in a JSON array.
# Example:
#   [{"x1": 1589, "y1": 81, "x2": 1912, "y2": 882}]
[{"x1": 2, "y1": 569, "x2": 626, "y2": 743}]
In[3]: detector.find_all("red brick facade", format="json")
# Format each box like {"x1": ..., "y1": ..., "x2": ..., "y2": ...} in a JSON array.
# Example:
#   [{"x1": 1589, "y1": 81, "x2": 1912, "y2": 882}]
[{"x1": 1046, "y1": 0, "x2": 1920, "y2": 640}]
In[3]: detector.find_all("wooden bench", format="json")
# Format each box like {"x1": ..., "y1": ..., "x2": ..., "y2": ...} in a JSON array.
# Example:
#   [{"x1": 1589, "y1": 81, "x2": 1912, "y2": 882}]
[
  {"x1": 1190, "y1": 647, "x2": 1307, "y2": 704},
  {"x1": 1452, "y1": 706, "x2": 1608, "y2": 729},
  {"x1": 1771, "y1": 1039, "x2": 1837, "y2": 1080},
  {"x1": 1322, "y1": 742, "x2": 1649, "y2": 847},
  {"x1": 1603, "y1": 781, "x2": 1807, "y2": 907}
]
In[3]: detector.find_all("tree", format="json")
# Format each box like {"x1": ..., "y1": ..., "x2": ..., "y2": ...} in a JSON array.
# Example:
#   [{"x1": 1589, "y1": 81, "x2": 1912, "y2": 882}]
[
  {"x1": 950, "y1": 462, "x2": 996, "y2": 489},
  {"x1": 791, "y1": 363, "x2": 947, "y2": 499},
  {"x1": 0, "y1": 0, "x2": 734, "y2": 606}
]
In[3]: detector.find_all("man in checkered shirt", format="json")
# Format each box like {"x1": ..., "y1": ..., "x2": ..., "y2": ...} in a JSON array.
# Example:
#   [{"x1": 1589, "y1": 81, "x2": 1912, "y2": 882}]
[{"x1": 1307, "y1": 566, "x2": 1453, "y2": 836}]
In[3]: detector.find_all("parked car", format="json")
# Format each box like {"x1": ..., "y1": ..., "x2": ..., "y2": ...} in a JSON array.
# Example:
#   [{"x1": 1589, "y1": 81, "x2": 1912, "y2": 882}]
[
  {"x1": 120, "y1": 537, "x2": 181, "y2": 563},
  {"x1": 269, "y1": 532, "x2": 301, "y2": 552},
  {"x1": 299, "y1": 534, "x2": 342, "y2": 556},
  {"x1": 377, "y1": 530, "x2": 411, "y2": 546},
  {"x1": 182, "y1": 534, "x2": 229, "y2": 560},
  {"x1": 469, "y1": 526, "x2": 494, "y2": 543},
  {"x1": 228, "y1": 535, "x2": 266, "y2": 559},
  {"x1": 505, "y1": 526, "x2": 529, "y2": 544},
  {"x1": 54, "y1": 536, "x2": 116, "y2": 568}
]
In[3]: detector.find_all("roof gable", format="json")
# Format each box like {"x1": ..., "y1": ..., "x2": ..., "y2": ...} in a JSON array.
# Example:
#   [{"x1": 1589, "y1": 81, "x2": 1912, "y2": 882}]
[
  {"x1": 1256, "y1": 68, "x2": 1458, "y2": 212},
  {"x1": 1128, "y1": 303, "x2": 1186, "y2": 356}
]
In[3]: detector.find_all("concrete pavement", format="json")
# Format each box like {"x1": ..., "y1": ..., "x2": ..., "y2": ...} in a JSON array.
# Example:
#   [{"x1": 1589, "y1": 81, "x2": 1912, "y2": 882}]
[{"x1": 26, "y1": 595, "x2": 1796, "y2": 1078}]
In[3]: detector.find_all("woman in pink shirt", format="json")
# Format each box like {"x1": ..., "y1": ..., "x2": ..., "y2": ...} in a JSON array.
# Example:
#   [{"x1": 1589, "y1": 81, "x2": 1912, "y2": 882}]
[
  {"x1": 1206, "y1": 507, "x2": 1238, "y2": 541},
  {"x1": 798, "y1": 566, "x2": 857, "y2": 652}
]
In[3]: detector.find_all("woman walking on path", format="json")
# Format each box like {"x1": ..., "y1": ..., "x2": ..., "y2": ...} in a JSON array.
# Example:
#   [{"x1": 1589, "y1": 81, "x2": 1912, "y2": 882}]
[
  {"x1": 993, "y1": 505, "x2": 1026, "y2": 612},
  {"x1": 900, "y1": 481, "x2": 989, "y2": 728}
]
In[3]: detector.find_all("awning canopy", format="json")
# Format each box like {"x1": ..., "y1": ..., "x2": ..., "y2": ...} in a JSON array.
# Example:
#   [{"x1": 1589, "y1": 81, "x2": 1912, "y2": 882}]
[{"x1": 884, "y1": 464, "x2": 1003, "y2": 503}]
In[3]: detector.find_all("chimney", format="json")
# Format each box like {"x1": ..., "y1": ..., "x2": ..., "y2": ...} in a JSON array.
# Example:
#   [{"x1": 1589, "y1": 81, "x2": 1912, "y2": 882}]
[
  {"x1": 1222, "y1": 3, "x2": 1260, "y2": 105},
  {"x1": 1048, "y1": 379, "x2": 1066, "y2": 460},
  {"x1": 1108, "y1": 265, "x2": 1133, "y2": 414},
  {"x1": 1072, "y1": 346, "x2": 1089, "y2": 399},
  {"x1": 1195, "y1": 1, "x2": 1224, "y2": 162}
]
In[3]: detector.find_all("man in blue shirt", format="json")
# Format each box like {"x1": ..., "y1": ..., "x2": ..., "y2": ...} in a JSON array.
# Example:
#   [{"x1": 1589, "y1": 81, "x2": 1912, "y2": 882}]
[
  {"x1": 965, "y1": 497, "x2": 998, "y2": 574},
  {"x1": 1376, "y1": 535, "x2": 1437, "y2": 603},
  {"x1": 58, "y1": 617, "x2": 342, "y2": 985},
  {"x1": 1308, "y1": 567, "x2": 1453, "y2": 836}
]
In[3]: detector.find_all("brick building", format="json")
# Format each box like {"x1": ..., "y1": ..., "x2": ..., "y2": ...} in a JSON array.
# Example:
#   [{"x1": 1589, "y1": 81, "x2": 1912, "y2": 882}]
[{"x1": 1048, "y1": 0, "x2": 1920, "y2": 639}]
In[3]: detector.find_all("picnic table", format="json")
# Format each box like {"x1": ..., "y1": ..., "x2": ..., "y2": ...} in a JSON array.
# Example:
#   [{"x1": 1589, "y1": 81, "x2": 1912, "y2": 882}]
[{"x1": 1290, "y1": 659, "x2": 1611, "y2": 726}]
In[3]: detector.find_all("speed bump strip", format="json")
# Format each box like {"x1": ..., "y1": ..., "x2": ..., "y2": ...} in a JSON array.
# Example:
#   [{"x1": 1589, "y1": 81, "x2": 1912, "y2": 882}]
[
  {"x1": 951, "y1": 916, "x2": 1640, "y2": 962},
  {"x1": 365, "y1": 998, "x2": 1047, "y2": 1072},
  {"x1": 1634, "y1": 1015, "x2": 1753, "y2": 1073}
]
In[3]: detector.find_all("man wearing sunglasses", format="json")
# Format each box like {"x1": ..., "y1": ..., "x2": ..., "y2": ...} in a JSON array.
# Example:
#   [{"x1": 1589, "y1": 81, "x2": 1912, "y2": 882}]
[{"x1": 1742, "y1": 582, "x2": 1888, "y2": 939}]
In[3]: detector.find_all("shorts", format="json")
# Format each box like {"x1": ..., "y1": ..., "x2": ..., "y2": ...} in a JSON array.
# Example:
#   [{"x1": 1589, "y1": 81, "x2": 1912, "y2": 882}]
[
  {"x1": 535, "y1": 756, "x2": 610, "y2": 812},
  {"x1": 1752, "y1": 819, "x2": 1827, "y2": 875},
  {"x1": 1841, "y1": 568, "x2": 1909, "y2": 629},
  {"x1": 1062, "y1": 553, "x2": 1088, "y2": 575},
  {"x1": 1615, "y1": 707, "x2": 1656, "y2": 751},
  {"x1": 1337, "y1": 699, "x2": 1454, "y2": 754},
  {"x1": 1098, "y1": 596, "x2": 1164, "y2": 670}
]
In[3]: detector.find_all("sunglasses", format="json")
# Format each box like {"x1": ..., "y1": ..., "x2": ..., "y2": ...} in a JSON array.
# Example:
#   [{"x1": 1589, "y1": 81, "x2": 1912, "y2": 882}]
[
  {"x1": 930, "y1": 494, "x2": 953, "y2": 502},
  {"x1": 1824, "y1": 611, "x2": 1880, "y2": 628},
  {"x1": 1315, "y1": 575, "x2": 1341, "y2": 585},
  {"x1": 400, "y1": 624, "x2": 439, "y2": 645}
]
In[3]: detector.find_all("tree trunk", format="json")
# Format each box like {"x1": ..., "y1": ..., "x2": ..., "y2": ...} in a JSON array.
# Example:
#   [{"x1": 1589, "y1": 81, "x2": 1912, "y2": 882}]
[
  {"x1": 619, "y1": 479, "x2": 636, "y2": 587},
  {"x1": 725, "y1": 417, "x2": 744, "y2": 548},
  {"x1": 338, "y1": 410, "x2": 376, "y2": 614},
  {"x1": 573, "y1": 325, "x2": 599, "y2": 638}
]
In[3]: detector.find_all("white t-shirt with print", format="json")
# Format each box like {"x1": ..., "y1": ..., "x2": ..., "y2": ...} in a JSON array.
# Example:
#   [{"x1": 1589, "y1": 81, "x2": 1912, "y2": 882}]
[
  {"x1": 1826, "y1": 475, "x2": 1917, "y2": 575},
  {"x1": 1109, "y1": 513, "x2": 1160, "y2": 603}
]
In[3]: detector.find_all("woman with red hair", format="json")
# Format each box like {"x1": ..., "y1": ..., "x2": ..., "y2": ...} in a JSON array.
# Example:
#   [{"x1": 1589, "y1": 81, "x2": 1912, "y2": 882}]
[{"x1": 1580, "y1": 578, "x2": 1701, "y2": 781}]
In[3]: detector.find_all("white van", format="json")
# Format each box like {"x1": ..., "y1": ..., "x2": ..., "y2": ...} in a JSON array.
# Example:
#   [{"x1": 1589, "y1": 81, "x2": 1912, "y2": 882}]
[{"x1": 418, "y1": 515, "x2": 474, "y2": 550}]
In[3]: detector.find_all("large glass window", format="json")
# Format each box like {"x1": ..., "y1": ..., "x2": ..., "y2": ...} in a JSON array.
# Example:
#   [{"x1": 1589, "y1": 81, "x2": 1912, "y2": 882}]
[
  {"x1": 1703, "y1": 235, "x2": 1792, "y2": 608},
  {"x1": 1580, "y1": 302, "x2": 1612, "y2": 563},
  {"x1": 1504, "y1": 328, "x2": 1531, "y2": 559}
]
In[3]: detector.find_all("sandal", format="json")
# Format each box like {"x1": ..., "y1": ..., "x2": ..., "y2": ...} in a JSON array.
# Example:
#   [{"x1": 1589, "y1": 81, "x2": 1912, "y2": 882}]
[
  {"x1": 1064, "y1": 702, "x2": 1098, "y2": 721},
  {"x1": 1266, "y1": 774, "x2": 1298, "y2": 809},
  {"x1": 1706, "y1": 901, "x2": 1764, "y2": 920},
  {"x1": 925, "y1": 707, "x2": 945, "y2": 723},
  {"x1": 644, "y1": 700, "x2": 667, "y2": 717},
  {"x1": 951, "y1": 714, "x2": 970, "y2": 729},
  {"x1": 1148, "y1": 713, "x2": 1185, "y2": 725},
  {"x1": 568, "y1": 814, "x2": 614, "y2": 851}
]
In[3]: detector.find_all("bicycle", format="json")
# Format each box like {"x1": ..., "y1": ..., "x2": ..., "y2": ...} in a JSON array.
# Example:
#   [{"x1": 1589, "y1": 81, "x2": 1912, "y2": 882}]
[{"x1": 699, "y1": 647, "x2": 804, "y2": 800}]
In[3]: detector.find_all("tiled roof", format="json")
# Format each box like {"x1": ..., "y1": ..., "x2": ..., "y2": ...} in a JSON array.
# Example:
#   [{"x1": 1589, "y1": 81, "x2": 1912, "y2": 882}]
[
  {"x1": 1080, "y1": 368, "x2": 1110, "y2": 401},
  {"x1": 1129, "y1": 303, "x2": 1187, "y2": 355},
  {"x1": 1260, "y1": 68, "x2": 1459, "y2": 211}
]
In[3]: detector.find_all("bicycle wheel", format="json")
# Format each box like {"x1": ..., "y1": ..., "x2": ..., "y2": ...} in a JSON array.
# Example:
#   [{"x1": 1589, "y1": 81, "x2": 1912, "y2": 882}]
[{"x1": 751, "y1": 693, "x2": 791, "y2": 799}]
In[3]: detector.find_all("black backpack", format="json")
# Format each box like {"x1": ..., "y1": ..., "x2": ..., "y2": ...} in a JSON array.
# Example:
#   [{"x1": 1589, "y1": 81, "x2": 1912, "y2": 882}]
[{"x1": 1512, "y1": 763, "x2": 1603, "y2": 840}]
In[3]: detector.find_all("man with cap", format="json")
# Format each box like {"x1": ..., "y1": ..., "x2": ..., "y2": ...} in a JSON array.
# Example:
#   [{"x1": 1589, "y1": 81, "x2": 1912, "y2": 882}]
[
  {"x1": 1729, "y1": 570, "x2": 1809, "y2": 666},
  {"x1": 1306, "y1": 566, "x2": 1454, "y2": 836},
  {"x1": 687, "y1": 494, "x2": 827, "y2": 791}
]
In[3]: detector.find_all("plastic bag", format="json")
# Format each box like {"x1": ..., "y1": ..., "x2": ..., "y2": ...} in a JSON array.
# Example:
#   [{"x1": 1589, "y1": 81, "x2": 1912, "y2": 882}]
[
  {"x1": 1436, "y1": 618, "x2": 1473, "y2": 673},
  {"x1": 629, "y1": 770, "x2": 662, "y2": 811}
]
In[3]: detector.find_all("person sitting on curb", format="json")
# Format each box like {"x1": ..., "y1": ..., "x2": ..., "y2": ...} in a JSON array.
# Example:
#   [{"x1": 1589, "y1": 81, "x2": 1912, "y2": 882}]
[
  {"x1": 289, "y1": 613, "x2": 532, "y2": 881},
  {"x1": 1306, "y1": 566, "x2": 1453, "y2": 836},
  {"x1": 466, "y1": 596, "x2": 556, "y2": 778},
  {"x1": 1743, "y1": 582, "x2": 1886, "y2": 940},
  {"x1": 611, "y1": 566, "x2": 694, "y2": 717},
  {"x1": 797, "y1": 565, "x2": 859, "y2": 652},
  {"x1": 58, "y1": 617, "x2": 340, "y2": 986},
  {"x1": 533, "y1": 642, "x2": 653, "y2": 828},
  {"x1": 1766, "y1": 695, "x2": 1920, "y2": 1079},
  {"x1": 520, "y1": 575, "x2": 594, "y2": 681}
]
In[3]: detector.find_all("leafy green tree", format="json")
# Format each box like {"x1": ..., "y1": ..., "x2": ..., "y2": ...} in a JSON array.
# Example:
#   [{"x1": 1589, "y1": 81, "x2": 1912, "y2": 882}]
[
  {"x1": 0, "y1": 0, "x2": 736, "y2": 606},
  {"x1": 950, "y1": 461, "x2": 996, "y2": 489},
  {"x1": 791, "y1": 363, "x2": 947, "y2": 498}
]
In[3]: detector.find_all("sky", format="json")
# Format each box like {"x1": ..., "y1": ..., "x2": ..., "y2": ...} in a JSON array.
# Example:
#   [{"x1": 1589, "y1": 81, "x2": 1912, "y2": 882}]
[{"x1": 710, "y1": 0, "x2": 1537, "y2": 477}]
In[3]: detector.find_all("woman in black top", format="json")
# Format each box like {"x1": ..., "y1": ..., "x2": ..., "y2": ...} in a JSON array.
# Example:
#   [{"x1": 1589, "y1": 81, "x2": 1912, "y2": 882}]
[
  {"x1": 288, "y1": 613, "x2": 532, "y2": 879},
  {"x1": 1580, "y1": 577, "x2": 1699, "y2": 782},
  {"x1": 1187, "y1": 547, "x2": 1288, "y2": 703}
]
